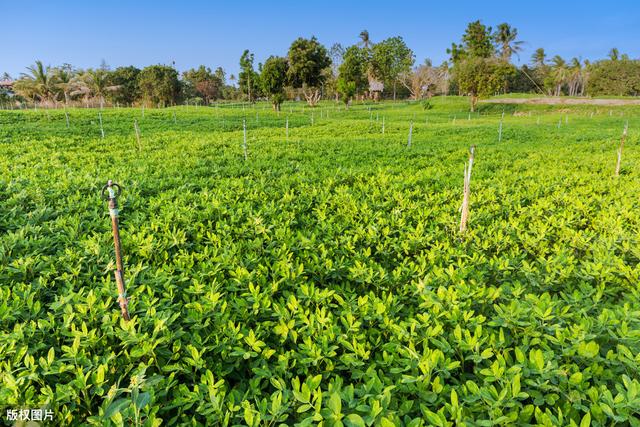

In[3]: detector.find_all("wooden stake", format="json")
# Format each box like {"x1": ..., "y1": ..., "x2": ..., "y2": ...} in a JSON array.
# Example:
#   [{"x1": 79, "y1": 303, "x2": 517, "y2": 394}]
[
  {"x1": 615, "y1": 122, "x2": 628, "y2": 176},
  {"x1": 134, "y1": 120, "x2": 141, "y2": 151},
  {"x1": 243, "y1": 119, "x2": 248, "y2": 161},
  {"x1": 407, "y1": 121, "x2": 413, "y2": 148},
  {"x1": 460, "y1": 145, "x2": 476, "y2": 233},
  {"x1": 99, "y1": 112, "x2": 105, "y2": 139},
  {"x1": 65, "y1": 109, "x2": 70, "y2": 129},
  {"x1": 382, "y1": 117, "x2": 385, "y2": 134},
  {"x1": 498, "y1": 119, "x2": 503, "y2": 142},
  {"x1": 286, "y1": 116, "x2": 289, "y2": 141}
]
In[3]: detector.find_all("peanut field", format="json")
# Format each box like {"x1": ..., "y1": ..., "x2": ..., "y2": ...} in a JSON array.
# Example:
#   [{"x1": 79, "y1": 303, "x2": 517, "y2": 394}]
[{"x1": 1, "y1": 97, "x2": 639, "y2": 426}]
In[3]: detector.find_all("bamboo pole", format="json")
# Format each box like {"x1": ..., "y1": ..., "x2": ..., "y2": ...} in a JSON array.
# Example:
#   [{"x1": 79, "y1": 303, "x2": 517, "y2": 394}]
[{"x1": 460, "y1": 145, "x2": 476, "y2": 233}]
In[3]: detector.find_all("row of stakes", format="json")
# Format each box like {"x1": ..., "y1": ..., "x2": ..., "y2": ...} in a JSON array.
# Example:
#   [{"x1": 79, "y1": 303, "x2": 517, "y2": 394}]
[
  {"x1": 54, "y1": 107, "x2": 625, "y2": 152},
  {"x1": 102, "y1": 122, "x2": 630, "y2": 320}
]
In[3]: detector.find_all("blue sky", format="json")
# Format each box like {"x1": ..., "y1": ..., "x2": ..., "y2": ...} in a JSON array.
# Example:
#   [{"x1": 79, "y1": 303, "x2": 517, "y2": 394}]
[{"x1": 3, "y1": 0, "x2": 639, "y2": 80}]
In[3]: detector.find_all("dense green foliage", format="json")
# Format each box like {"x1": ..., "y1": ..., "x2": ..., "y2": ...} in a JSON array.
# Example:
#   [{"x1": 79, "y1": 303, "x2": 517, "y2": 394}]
[
  {"x1": 107, "y1": 66, "x2": 141, "y2": 106},
  {"x1": 239, "y1": 50, "x2": 261, "y2": 103},
  {"x1": 454, "y1": 59, "x2": 516, "y2": 111},
  {"x1": 4, "y1": 23, "x2": 637, "y2": 110},
  {"x1": 260, "y1": 57, "x2": 289, "y2": 111},
  {"x1": 338, "y1": 46, "x2": 370, "y2": 97},
  {"x1": 587, "y1": 59, "x2": 640, "y2": 97},
  {"x1": 370, "y1": 37, "x2": 415, "y2": 100},
  {"x1": 182, "y1": 66, "x2": 225, "y2": 104},
  {"x1": 448, "y1": 20, "x2": 496, "y2": 62},
  {"x1": 1, "y1": 97, "x2": 639, "y2": 426},
  {"x1": 137, "y1": 65, "x2": 180, "y2": 108},
  {"x1": 287, "y1": 37, "x2": 331, "y2": 106}
]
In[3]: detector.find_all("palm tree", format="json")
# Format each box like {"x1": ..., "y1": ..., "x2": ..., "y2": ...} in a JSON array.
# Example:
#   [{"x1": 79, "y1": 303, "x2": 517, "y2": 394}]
[
  {"x1": 531, "y1": 48, "x2": 546, "y2": 67},
  {"x1": 550, "y1": 56, "x2": 568, "y2": 96},
  {"x1": 18, "y1": 60, "x2": 56, "y2": 103},
  {"x1": 608, "y1": 48, "x2": 619, "y2": 61},
  {"x1": 72, "y1": 69, "x2": 119, "y2": 108},
  {"x1": 568, "y1": 58, "x2": 583, "y2": 96},
  {"x1": 53, "y1": 66, "x2": 75, "y2": 104},
  {"x1": 493, "y1": 23, "x2": 524, "y2": 61}
]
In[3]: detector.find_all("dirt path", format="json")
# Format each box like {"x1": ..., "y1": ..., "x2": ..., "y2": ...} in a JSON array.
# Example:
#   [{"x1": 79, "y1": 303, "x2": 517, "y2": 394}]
[{"x1": 482, "y1": 97, "x2": 640, "y2": 106}]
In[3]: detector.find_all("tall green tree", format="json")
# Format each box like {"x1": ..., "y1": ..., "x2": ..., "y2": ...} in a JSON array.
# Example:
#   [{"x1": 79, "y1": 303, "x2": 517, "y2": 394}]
[
  {"x1": 260, "y1": 56, "x2": 289, "y2": 110},
  {"x1": 183, "y1": 66, "x2": 223, "y2": 104},
  {"x1": 455, "y1": 57, "x2": 515, "y2": 111},
  {"x1": 107, "y1": 66, "x2": 140, "y2": 105},
  {"x1": 371, "y1": 36, "x2": 414, "y2": 100},
  {"x1": 448, "y1": 20, "x2": 495, "y2": 63},
  {"x1": 338, "y1": 46, "x2": 369, "y2": 93},
  {"x1": 239, "y1": 50, "x2": 260, "y2": 102},
  {"x1": 463, "y1": 20, "x2": 495, "y2": 58},
  {"x1": 337, "y1": 45, "x2": 369, "y2": 105},
  {"x1": 137, "y1": 65, "x2": 180, "y2": 107},
  {"x1": 214, "y1": 67, "x2": 226, "y2": 85},
  {"x1": 287, "y1": 37, "x2": 331, "y2": 106},
  {"x1": 587, "y1": 57, "x2": 640, "y2": 96}
]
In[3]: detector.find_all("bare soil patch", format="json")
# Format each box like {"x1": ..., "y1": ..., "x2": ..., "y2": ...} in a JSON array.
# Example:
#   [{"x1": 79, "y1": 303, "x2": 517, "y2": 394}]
[{"x1": 482, "y1": 97, "x2": 640, "y2": 106}]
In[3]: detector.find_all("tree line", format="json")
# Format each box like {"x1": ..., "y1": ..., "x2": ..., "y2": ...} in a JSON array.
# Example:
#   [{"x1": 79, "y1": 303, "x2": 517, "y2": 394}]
[{"x1": 1, "y1": 21, "x2": 639, "y2": 109}]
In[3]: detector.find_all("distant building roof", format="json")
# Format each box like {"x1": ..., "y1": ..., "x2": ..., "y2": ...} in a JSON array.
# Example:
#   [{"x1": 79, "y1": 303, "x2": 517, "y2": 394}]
[{"x1": 0, "y1": 80, "x2": 14, "y2": 88}]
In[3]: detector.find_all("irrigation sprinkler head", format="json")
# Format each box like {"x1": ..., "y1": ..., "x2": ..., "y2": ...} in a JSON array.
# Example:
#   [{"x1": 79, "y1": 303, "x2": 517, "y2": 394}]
[
  {"x1": 101, "y1": 180, "x2": 130, "y2": 321},
  {"x1": 101, "y1": 181, "x2": 122, "y2": 213}
]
